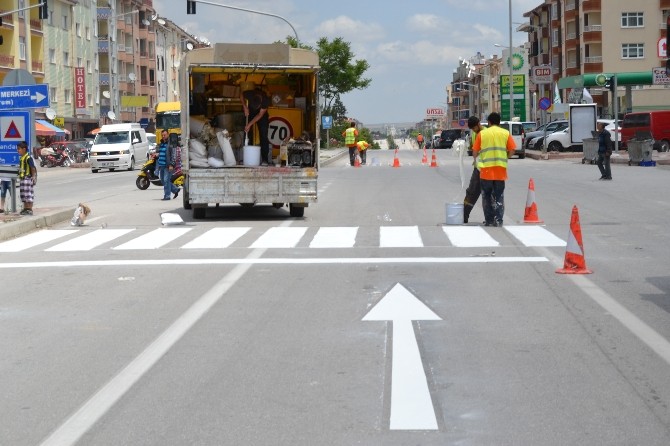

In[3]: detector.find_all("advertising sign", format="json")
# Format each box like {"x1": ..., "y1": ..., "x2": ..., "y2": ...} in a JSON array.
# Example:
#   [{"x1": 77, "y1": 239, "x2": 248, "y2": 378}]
[
  {"x1": 652, "y1": 67, "x2": 670, "y2": 85},
  {"x1": 74, "y1": 67, "x2": 87, "y2": 115},
  {"x1": 500, "y1": 74, "x2": 526, "y2": 121},
  {"x1": 532, "y1": 65, "x2": 553, "y2": 84}
]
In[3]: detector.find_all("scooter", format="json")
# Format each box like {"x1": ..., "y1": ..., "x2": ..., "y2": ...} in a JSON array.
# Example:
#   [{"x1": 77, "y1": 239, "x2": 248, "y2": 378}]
[{"x1": 135, "y1": 155, "x2": 185, "y2": 190}]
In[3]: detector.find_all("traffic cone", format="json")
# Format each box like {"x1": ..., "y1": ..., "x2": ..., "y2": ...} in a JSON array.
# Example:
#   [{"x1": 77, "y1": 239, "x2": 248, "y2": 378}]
[
  {"x1": 523, "y1": 178, "x2": 543, "y2": 223},
  {"x1": 556, "y1": 205, "x2": 592, "y2": 274},
  {"x1": 354, "y1": 152, "x2": 361, "y2": 167},
  {"x1": 421, "y1": 147, "x2": 428, "y2": 164},
  {"x1": 430, "y1": 148, "x2": 438, "y2": 167},
  {"x1": 392, "y1": 148, "x2": 400, "y2": 168}
]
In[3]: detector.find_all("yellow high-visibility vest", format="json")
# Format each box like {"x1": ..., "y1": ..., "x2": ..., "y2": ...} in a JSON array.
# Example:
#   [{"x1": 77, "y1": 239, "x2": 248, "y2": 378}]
[
  {"x1": 478, "y1": 126, "x2": 509, "y2": 171},
  {"x1": 344, "y1": 127, "x2": 357, "y2": 145}
]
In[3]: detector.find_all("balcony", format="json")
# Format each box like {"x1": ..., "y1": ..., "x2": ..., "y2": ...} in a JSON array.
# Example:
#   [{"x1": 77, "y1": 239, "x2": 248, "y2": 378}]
[
  {"x1": 583, "y1": 0, "x2": 601, "y2": 13},
  {"x1": 565, "y1": 1, "x2": 576, "y2": 10},
  {"x1": 0, "y1": 54, "x2": 15, "y2": 68},
  {"x1": 566, "y1": 31, "x2": 577, "y2": 41},
  {"x1": 31, "y1": 60, "x2": 43, "y2": 73},
  {"x1": 583, "y1": 26, "x2": 602, "y2": 43},
  {"x1": 584, "y1": 57, "x2": 603, "y2": 72},
  {"x1": 30, "y1": 19, "x2": 43, "y2": 32}
]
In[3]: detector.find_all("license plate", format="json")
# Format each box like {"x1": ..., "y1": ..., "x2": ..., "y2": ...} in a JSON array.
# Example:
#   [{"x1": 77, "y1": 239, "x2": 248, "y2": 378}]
[{"x1": 100, "y1": 162, "x2": 114, "y2": 167}]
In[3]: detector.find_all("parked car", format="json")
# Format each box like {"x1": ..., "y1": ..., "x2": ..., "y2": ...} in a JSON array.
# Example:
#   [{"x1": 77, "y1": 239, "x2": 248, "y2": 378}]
[
  {"x1": 597, "y1": 119, "x2": 622, "y2": 143},
  {"x1": 621, "y1": 110, "x2": 670, "y2": 152},
  {"x1": 543, "y1": 127, "x2": 584, "y2": 152},
  {"x1": 431, "y1": 134, "x2": 441, "y2": 148},
  {"x1": 437, "y1": 129, "x2": 465, "y2": 149},
  {"x1": 146, "y1": 133, "x2": 157, "y2": 159},
  {"x1": 499, "y1": 121, "x2": 525, "y2": 158},
  {"x1": 521, "y1": 121, "x2": 537, "y2": 134},
  {"x1": 523, "y1": 120, "x2": 568, "y2": 151}
]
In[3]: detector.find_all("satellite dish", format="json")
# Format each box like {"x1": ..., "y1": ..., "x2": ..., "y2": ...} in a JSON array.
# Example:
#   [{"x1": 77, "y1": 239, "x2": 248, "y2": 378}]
[
  {"x1": 45, "y1": 108, "x2": 56, "y2": 120},
  {"x1": 107, "y1": 111, "x2": 116, "y2": 120},
  {"x1": 102, "y1": 91, "x2": 111, "y2": 99},
  {"x1": 157, "y1": 18, "x2": 166, "y2": 26},
  {"x1": 128, "y1": 73, "x2": 136, "y2": 82},
  {"x1": 142, "y1": 19, "x2": 150, "y2": 26},
  {"x1": 186, "y1": 42, "x2": 194, "y2": 51}
]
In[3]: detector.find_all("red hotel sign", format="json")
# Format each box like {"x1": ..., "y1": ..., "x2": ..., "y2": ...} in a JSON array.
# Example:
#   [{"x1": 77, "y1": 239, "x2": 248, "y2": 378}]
[
  {"x1": 426, "y1": 108, "x2": 444, "y2": 117},
  {"x1": 74, "y1": 67, "x2": 87, "y2": 114}
]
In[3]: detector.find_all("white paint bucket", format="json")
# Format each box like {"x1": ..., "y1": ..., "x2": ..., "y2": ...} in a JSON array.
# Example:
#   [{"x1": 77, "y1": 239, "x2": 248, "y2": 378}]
[
  {"x1": 446, "y1": 203, "x2": 464, "y2": 225},
  {"x1": 243, "y1": 145, "x2": 261, "y2": 166}
]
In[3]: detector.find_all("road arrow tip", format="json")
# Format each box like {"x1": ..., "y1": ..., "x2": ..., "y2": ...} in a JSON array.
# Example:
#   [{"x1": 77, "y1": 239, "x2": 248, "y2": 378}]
[{"x1": 363, "y1": 283, "x2": 441, "y2": 322}]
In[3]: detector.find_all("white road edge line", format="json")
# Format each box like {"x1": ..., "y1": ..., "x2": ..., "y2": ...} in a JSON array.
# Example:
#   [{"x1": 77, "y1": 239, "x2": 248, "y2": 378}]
[
  {"x1": 536, "y1": 247, "x2": 670, "y2": 367},
  {"x1": 2, "y1": 257, "x2": 549, "y2": 269}
]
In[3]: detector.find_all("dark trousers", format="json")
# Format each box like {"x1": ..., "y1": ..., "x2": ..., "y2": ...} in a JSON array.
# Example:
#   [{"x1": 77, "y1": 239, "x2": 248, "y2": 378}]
[
  {"x1": 463, "y1": 167, "x2": 481, "y2": 222},
  {"x1": 251, "y1": 112, "x2": 270, "y2": 162},
  {"x1": 360, "y1": 149, "x2": 367, "y2": 164},
  {"x1": 597, "y1": 153, "x2": 611, "y2": 179},
  {"x1": 348, "y1": 147, "x2": 357, "y2": 166},
  {"x1": 480, "y1": 179, "x2": 506, "y2": 226}
]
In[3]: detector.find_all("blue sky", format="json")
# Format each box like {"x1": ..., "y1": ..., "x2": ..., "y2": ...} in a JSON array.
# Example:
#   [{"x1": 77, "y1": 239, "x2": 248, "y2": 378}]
[{"x1": 154, "y1": 0, "x2": 540, "y2": 125}]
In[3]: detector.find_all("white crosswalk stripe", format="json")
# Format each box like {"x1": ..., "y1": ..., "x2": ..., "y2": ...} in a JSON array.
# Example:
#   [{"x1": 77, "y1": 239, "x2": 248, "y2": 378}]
[
  {"x1": 181, "y1": 227, "x2": 251, "y2": 249},
  {"x1": 442, "y1": 226, "x2": 500, "y2": 247},
  {"x1": 113, "y1": 227, "x2": 193, "y2": 250},
  {"x1": 0, "y1": 225, "x2": 567, "y2": 253},
  {"x1": 380, "y1": 226, "x2": 423, "y2": 248}
]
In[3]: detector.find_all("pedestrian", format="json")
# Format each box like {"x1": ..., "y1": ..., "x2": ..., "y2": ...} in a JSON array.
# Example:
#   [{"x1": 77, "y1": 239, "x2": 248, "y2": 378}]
[
  {"x1": 472, "y1": 112, "x2": 516, "y2": 227},
  {"x1": 0, "y1": 176, "x2": 10, "y2": 212},
  {"x1": 241, "y1": 86, "x2": 271, "y2": 165},
  {"x1": 342, "y1": 122, "x2": 359, "y2": 166},
  {"x1": 356, "y1": 139, "x2": 370, "y2": 165},
  {"x1": 17, "y1": 141, "x2": 36, "y2": 215},
  {"x1": 596, "y1": 121, "x2": 613, "y2": 180},
  {"x1": 463, "y1": 116, "x2": 484, "y2": 223},
  {"x1": 416, "y1": 133, "x2": 424, "y2": 150},
  {"x1": 156, "y1": 129, "x2": 180, "y2": 201}
]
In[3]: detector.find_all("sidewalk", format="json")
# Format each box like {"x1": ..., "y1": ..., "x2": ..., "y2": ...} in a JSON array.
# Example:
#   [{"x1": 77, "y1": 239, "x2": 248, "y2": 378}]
[{"x1": 525, "y1": 148, "x2": 670, "y2": 165}]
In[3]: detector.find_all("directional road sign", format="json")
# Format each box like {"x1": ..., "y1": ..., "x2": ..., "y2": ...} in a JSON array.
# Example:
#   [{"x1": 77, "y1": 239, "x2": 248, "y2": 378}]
[
  {"x1": 0, "y1": 110, "x2": 31, "y2": 166},
  {"x1": 0, "y1": 84, "x2": 49, "y2": 110}
]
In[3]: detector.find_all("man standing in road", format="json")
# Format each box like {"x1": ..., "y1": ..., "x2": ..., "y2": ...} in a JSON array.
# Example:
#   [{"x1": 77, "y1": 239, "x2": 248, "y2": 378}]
[
  {"x1": 416, "y1": 133, "x2": 424, "y2": 150},
  {"x1": 596, "y1": 121, "x2": 613, "y2": 180},
  {"x1": 342, "y1": 122, "x2": 359, "y2": 166},
  {"x1": 17, "y1": 141, "x2": 36, "y2": 215},
  {"x1": 472, "y1": 112, "x2": 516, "y2": 227},
  {"x1": 157, "y1": 130, "x2": 180, "y2": 201},
  {"x1": 241, "y1": 86, "x2": 271, "y2": 165},
  {"x1": 463, "y1": 116, "x2": 483, "y2": 223}
]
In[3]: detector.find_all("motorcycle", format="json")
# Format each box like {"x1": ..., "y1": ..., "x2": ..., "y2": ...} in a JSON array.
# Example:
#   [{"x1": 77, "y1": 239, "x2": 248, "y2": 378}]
[
  {"x1": 40, "y1": 145, "x2": 73, "y2": 168},
  {"x1": 135, "y1": 155, "x2": 185, "y2": 190}
]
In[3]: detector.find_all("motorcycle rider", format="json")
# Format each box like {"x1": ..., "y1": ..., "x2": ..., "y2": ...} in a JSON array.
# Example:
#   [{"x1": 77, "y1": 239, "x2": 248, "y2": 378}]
[{"x1": 156, "y1": 130, "x2": 180, "y2": 200}]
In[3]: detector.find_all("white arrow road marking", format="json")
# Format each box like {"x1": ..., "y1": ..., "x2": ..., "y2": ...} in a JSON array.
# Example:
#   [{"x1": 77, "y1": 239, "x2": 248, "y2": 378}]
[{"x1": 363, "y1": 283, "x2": 441, "y2": 430}]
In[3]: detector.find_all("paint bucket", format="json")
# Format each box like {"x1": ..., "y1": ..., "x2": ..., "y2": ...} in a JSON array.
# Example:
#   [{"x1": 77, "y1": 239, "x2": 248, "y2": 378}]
[
  {"x1": 446, "y1": 203, "x2": 464, "y2": 225},
  {"x1": 243, "y1": 145, "x2": 261, "y2": 166}
]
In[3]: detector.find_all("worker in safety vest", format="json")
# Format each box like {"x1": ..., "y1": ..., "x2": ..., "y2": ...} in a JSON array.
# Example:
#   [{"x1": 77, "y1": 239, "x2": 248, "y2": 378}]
[
  {"x1": 416, "y1": 133, "x2": 424, "y2": 150},
  {"x1": 342, "y1": 122, "x2": 359, "y2": 166},
  {"x1": 472, "y1": 112, "x2": 516, "y2": 227},
  {"x1": 356, "y1": 139, "x2": 370, "y2": 165}
]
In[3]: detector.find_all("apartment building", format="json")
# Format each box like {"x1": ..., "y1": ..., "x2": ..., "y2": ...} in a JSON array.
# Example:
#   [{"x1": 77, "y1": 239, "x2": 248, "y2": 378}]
[{"x1": 523, "y1": 0, "x2": 670, "y2": 118}]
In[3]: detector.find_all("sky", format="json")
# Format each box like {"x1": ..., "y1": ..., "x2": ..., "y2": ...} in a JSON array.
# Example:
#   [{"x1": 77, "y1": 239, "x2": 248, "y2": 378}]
[{"x1": 153, "y1": 0, "x2": 541, "y2": 126}]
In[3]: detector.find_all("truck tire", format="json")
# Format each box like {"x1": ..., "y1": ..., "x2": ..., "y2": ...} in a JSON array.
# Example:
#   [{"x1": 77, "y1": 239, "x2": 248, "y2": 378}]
[
  {"x1": 193, "y1": 207, "x2": 206, "y2": 219},
  {"x1": 289, "y1": 204, "x2": 304, "y2": 217}
]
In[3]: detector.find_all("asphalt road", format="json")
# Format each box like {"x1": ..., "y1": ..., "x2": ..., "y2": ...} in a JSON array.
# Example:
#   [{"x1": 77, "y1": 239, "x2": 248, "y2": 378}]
[{"x1": 2, "y1": 149, "x2": 670, "y2": 445}]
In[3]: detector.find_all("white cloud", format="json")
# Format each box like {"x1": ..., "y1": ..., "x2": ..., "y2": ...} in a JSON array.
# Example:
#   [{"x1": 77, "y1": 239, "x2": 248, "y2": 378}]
[
  {"x1": 314, "y1": 15, "x2": 385, "y2": 42},
  {"x1": 406, "y1": 14, "x2": 442, "y2": 33}
]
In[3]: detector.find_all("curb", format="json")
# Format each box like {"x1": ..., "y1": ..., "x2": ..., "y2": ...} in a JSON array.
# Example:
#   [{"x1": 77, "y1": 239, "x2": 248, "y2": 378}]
[
  {"x1": 525, "y1": 149, "x2": 670, "y2": 165},
  {"x1": 0, "y1": 208, "x2": 73, "y2": 242}
]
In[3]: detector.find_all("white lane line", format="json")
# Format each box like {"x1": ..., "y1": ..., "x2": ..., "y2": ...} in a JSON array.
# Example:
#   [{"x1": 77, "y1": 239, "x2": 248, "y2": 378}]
[
  {"x1": 309, "y1": 227, "x2": 358, "y2": 248},
  {"x1": 0, "y1": 230, "x2": 77, "y2": 252},
  {"x1": 249, "y1": 227, "x2": 307, "y2": 248},
  {"x1": 0, "y1": 257, "x2": 549, "y2": 268},
  {"x1": 112, "y1": 228, "x2": 192, "y2": 250},
  {"x1": 38, "y1": 221, "x2": 293, "y2": 446},
  {"x1": 442, "y1": 226, "x2": 500, "y2": 247},
  {"x1": 46, "y1": 229, "x2": 134, "y2": 252},
  {"x1": 181, "y1": 227, "x2": 250, "y2": 249},
  {"x1": 380, "y1": 226, "x2": 423, "y2": 248},
  {"x1": 505, "y1": 225, "x2": 566, "y2": 247}
]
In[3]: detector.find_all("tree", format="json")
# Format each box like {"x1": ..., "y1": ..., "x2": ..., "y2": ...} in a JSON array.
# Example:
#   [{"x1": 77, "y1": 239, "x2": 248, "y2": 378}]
[{"x1": 316, "y1": 37, "x2": 371, "y2": 119}]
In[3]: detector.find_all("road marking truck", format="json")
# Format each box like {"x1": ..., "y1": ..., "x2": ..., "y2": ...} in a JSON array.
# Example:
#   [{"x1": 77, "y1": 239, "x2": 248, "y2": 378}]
[{"x1": 180, "y1": 43, "x2": 320, "y2": 218}]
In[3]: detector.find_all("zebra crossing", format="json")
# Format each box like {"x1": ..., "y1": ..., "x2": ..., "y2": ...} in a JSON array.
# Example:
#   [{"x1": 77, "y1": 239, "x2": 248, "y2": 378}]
[{"x1": 0, "y1": 225, "x2": 567, "y2": 253}]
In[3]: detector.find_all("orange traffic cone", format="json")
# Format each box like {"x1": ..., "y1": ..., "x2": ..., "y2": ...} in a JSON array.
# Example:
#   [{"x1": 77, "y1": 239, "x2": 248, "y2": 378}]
[
  {"x1": 421, "y1": 147, "x2": 428, "y2": 164},
  {"x1": 392, "y1": 148, "x2": 400, "y2": 168},
  {"x1": 430, "y1": 148, "x2": 438, "y2": 167},
  {"x1": 354, "y1": 151, "x2": 361, "y2": 167},
  {"x1": 523, "y1": 178, "x2": 543, "y2": 223},
  {"x1": 556, "y1": 205, "x2": 592, "y2": 274}
]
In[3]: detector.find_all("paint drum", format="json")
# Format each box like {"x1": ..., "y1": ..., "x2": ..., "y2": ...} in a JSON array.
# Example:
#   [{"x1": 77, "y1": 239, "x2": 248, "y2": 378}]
[
  {"x1": 243, "y1": 145, "x2": 261, "y2": 166},
  {"x1": 446, "y1": 203, "x2": 464, "y2": 225}
]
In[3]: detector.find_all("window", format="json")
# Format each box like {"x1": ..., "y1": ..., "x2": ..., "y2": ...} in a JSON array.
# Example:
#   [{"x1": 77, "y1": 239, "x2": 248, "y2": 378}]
[
  {"x1": 86, "y1": 26, "x2": 91, "y2": 40},
  {"x1": 87, "y1": 60, "x2": 92, "y2": 74},
  {"x1": 49, "y1": 49, "x2": 56, "y2": 64},
  {"x1": 62, "y1": 14, "x2": 68, "y2": 30},
  {"x1": 50, "y1": 87, "x2": 57, "y2": 103},
  {"x1": 64, "y1": 89, "x2": 72, "y2": 104},
  {"x1": 621, "y1": 12, "x2": 644, "y2": 27},
  {"x1": 19, "y1": 37, "x2": 26, "y2": 61},
  {"x1": 63, "y1": 51, "x2": 70, "y2": 66},
  {"x1": 622, "y1": 43, "x2": 644, "y2": 59},
  {"x1": 76, "y1": 23, "x2": 81, "y2": 37},
  {"x1": 77, "y1": 57, "x2": 82, "y2": 68}
]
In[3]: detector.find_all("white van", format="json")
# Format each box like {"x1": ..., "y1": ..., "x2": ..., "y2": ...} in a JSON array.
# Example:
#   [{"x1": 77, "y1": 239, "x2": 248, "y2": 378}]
[
  {"x1": 499, "y1": 121, "x2": 525, "y2": 159},
  {"x1": 90, "y1": 123, "x2": 149, "y2": 172}
]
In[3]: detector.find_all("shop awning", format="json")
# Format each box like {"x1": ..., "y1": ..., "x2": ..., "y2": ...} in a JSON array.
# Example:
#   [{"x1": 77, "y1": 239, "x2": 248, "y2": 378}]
[{"x1": 35, "y1": 119, "x2": 67, "y2": 136}]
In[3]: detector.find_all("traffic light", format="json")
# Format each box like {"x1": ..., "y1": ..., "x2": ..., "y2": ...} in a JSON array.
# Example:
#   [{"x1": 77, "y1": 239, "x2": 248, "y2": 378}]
[
  {"x1": 39, "y1": 0, "x2": 48, "y2": 20},
  {"x1": 604, "y1": 75, "x2": 615, "y2": 93},
  {"x1": 187, "y1": 0, "x2": 196, "y2": 14}
]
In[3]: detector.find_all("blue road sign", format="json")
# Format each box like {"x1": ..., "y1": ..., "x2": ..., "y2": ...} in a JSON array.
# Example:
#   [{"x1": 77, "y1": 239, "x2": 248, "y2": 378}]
[
  {"x1": 0, "y1": 111, "x2": 31, "y2": 165},
  {"x1": 322, "y1": 115, "x2": 333, "y2": 129},
  {"x1": 0, "y1": 84, "x2": 49, "y2": 110}
]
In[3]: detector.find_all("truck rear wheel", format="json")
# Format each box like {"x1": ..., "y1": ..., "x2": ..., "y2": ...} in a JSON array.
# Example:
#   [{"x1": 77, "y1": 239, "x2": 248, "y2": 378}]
[{"x1": 289, "y1": 204, "x2": 304, "y2": 217}]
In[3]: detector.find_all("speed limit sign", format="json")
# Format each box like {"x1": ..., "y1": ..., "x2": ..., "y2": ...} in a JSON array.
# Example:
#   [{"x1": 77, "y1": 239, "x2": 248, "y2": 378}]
[{"x1": 267, "y1": 116, "x2": 293, "y2": 147}]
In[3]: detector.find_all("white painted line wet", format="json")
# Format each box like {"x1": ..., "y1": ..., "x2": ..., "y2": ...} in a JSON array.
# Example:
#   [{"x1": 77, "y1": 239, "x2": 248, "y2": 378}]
[
  {"x1": 0, "y1": 230, "x2": 76, "y2": 252},
  {"x1": 249, "y1": 227, "x2": 308, "y2": 248},
  {"x1": 442, "y1": 226, "x2": 500, "y2": 247},
  {"x1": 46, "y1": 229, "x2": 134, "y2": 252},
  {"x1": 380, "y1": 226, "x2": 423, "y2": 248},
  {"x1": 112, "y1": 227, "x2": 192, "y2": 250},
  {"x1": 505, "y1": 225, "x2": 566, "y2": 247},
  {"x1": 181, "y1": 227, "x2": 250, "y2": 249},
  {"x1": 309, "y1": 227, "x2": 358, "y2": 248}
]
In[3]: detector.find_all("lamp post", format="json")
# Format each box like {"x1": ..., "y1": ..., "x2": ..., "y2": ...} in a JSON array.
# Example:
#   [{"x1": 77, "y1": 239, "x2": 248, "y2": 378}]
[{"x1": 508, "y1": 0, "x2": 513, "y2": 120}]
